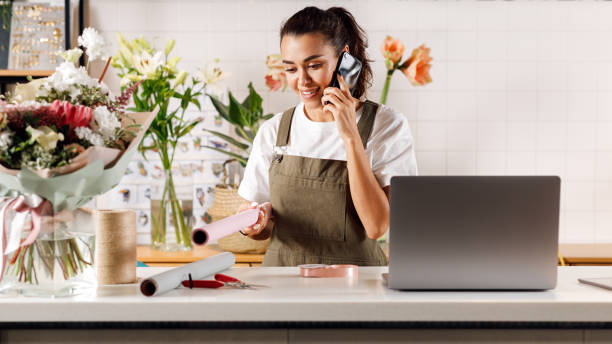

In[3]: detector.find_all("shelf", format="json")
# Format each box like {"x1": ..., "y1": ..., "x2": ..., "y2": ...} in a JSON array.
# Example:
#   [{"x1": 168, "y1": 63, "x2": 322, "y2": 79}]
[{"x1": 0, "y1": 70, "x2": 54, "y2": 77}]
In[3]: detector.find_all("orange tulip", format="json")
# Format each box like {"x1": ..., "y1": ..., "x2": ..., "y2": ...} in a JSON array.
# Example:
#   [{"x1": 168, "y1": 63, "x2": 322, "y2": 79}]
[
  {"x1": 381, "y1": 36, "x2": 405, "y2": 68},
  {"x1": 401, "y1": 44, "x2": 433, "y2": 86}
]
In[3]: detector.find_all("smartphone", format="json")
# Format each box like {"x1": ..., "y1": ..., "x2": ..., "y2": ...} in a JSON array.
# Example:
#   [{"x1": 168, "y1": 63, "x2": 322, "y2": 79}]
[{"x1": 329, "y1": 51, "x2": 362, "y2": 95}]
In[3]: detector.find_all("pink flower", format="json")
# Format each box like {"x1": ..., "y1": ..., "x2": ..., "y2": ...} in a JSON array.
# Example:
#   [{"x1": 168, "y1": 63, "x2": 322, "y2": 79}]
[
  {"x1": 400, "y1": 44, "x2": 433, "y2": 86},
  {"x1": 265, "y1": 54, "x2": 287, "y2": 92},
  {"x1": 381, "y1": 36, "x2": 405, "y2": 68},
  {"x1": 50, "y1": 100, "x2": 93, "y2": 129}
]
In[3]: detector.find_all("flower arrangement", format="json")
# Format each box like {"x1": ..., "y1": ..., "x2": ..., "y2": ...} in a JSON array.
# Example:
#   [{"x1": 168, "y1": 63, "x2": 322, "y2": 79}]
[
  {"x1": 111, "y1": 34, "x2": 213, "y2": 251},
  {"x1": 0, "y1": 28, "x2": 154, "y2": 296},
  {"x1": 379, "y1": 36, "x2": 433, "y2": 104}
]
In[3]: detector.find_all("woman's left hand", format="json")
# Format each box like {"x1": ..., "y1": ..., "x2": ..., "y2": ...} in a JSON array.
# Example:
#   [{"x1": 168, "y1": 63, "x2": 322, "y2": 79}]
[{"x1": 322, "y1": 75, "x2": 361, "y2": 144}]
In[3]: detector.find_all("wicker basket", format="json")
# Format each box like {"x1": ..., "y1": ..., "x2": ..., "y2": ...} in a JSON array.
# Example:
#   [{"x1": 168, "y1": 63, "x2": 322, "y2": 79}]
[{"x1": 209, "y1": 160, "x2": 270, "y2": 254}]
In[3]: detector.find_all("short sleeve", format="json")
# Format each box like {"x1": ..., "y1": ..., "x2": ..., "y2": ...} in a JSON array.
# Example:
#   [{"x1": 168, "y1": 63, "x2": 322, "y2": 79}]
[
  {"x1": 237, "y1": 116, "x2": 278, "y2": 203},
  {"x1": 369, "y1": 107, "x2": 418, "y2": 188}
]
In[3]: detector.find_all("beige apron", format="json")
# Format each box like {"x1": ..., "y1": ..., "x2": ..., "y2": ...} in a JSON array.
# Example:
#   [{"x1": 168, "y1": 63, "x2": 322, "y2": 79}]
[{"x1": 263, "y1": 100, "x2": 388, "y2": 266}]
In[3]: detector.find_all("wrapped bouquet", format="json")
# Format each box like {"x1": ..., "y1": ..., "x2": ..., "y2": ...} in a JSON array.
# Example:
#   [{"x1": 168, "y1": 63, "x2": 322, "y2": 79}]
[{"x1": 0, "y1": 28, "x2": 154, "y2": 296}]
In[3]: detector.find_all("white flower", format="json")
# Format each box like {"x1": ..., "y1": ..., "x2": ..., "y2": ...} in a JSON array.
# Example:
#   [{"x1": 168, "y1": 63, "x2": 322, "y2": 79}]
[
  {"x1": 133, "y1": 50, "x2": 165, "y2": 79},
  {"x1": 78, "y1": 27, "x2": 109, "y2": 62},
  {"x1": 201, "y1": 59, "x2": 228, "y2": 97},
  {"x1": 26, "y1": 126, "x2": 64, "y2": 151},
  {"x1": 0, "y1": 130, "x2": 13, "y2": 149},
  {"x1": 75, "y1": 127, "x2": 105, "y2": 146},
  {"x1": 39, "y1": 62, "x2": 98, "y2": 98},
  {"x1": 56, "y1": 48, "x2": 83, "y2": 64},
  {"x1": 93, "y1": 106, "x2": 121, "y2": 139}
]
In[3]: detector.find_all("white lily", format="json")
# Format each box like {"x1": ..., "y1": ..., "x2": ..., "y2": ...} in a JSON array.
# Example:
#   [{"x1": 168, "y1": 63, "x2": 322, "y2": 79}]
[
  {"x1": 133, "y1": 50, "x2": 165, "y2": 79},
  {"x1": 201, "y1": 59, "x2": 228, "y2": 96}
]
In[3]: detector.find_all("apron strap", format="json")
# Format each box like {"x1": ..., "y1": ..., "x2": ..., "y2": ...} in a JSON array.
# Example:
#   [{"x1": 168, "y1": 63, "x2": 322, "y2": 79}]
[
  {"x1": 356, "y1": 100, "x2": 380, "y2": 149},
  {"x1": 275, "y1": 107, "x2": 296, "y2": 147}
]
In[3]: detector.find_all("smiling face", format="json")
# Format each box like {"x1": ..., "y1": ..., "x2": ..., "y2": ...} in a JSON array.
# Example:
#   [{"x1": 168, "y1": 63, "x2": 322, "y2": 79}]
[{"x1": 280, "y1": 33, "x2": 339, "y2": 108}]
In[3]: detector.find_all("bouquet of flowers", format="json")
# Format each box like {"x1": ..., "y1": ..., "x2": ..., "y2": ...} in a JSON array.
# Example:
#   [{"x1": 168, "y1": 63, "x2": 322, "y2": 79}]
[{"x1": 0, "y1": 28, "x2": 154, "y2": 296}]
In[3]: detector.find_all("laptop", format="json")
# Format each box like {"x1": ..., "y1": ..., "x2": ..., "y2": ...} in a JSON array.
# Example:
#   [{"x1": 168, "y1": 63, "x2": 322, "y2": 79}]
[{"x1": 387, "y1": 176, "x2": 560, "y2": 290}]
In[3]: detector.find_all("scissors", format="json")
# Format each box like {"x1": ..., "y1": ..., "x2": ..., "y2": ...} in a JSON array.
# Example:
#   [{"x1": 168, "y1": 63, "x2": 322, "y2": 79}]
[{"x1": 181, "y1": 273, "x2": 265, "y2": 290}]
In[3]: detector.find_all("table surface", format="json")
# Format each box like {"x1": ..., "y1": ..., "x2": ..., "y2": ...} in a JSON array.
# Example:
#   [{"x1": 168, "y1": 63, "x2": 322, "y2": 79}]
[{"x1": 1, "y1": 266, "x2": 612, "y2": 323}]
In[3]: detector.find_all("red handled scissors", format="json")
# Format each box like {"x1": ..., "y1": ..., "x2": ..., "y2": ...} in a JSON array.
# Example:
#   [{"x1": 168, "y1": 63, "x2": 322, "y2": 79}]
[{"x1": 181, "y1": 273, "x2": 265, "y2": 290}]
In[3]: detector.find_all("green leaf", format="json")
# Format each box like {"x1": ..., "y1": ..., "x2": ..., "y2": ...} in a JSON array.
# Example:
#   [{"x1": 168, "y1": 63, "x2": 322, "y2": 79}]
[
  {"x1": 208, "y1": 94, "x2": 231, "y2": 122},
  {"x1": 202, "y1": 128, "x2": 250, "y2": 151},
  {"x1": 235, "y1": 127, "x2": 255, "y2": 141},
  {"x1": 228, "y1": 92, "x2": 250, "y2": 128},
  {"x1": 203, "y1": 146, "x2": 248, "y2": 166},
  {"x1": 262, "y1": 113, "x2": 275, "y2": 120},
  {"x1": 176, "y1": 119, "x2": 201, "y2": 138},
  {"x1": 241, "y1": 82, "x2": 263, "y2": 125}
]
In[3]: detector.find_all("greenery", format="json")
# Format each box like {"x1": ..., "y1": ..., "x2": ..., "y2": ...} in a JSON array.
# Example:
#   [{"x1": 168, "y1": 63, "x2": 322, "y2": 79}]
[
  {"x1": 206, "y1": 83, "x2": 274, "y2": 167},
  {"x1": 112, "y1": 34, "x2": 205, "y2": 250}
]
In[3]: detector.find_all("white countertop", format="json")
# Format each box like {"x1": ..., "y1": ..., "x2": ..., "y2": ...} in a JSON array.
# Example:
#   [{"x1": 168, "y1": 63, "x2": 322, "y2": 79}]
[{"x1": 1, "y1": 266, "x2": 611, "y2": 323}]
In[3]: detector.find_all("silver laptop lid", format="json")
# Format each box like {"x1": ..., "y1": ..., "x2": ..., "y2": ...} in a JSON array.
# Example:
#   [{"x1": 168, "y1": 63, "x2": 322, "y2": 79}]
[{"x1": 388, "y1": 176, "x2": 560, "y2": 290}]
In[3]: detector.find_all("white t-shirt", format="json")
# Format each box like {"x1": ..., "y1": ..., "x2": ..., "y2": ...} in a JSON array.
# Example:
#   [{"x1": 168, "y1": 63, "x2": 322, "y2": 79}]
[{"x1": 238, "y1": 102, "x2": 418, "y2": 203}]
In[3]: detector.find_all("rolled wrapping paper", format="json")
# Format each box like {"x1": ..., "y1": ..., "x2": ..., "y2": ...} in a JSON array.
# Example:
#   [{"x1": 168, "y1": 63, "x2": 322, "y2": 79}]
[
  {"x1": 140, "y1": 252, "x2": 235, "y2": 297},
  {"x1": 191, "y1": 208, "x2": 260, "y2": 246},
  {"x1": 95, "y1": 209, "x2": 137, "y2": 285}
]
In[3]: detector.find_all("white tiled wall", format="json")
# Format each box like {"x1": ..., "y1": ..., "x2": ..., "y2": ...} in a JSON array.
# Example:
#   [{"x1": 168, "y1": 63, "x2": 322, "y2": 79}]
[{"x1": 89, "y1": 0, "x2": 612, "y2": 244}]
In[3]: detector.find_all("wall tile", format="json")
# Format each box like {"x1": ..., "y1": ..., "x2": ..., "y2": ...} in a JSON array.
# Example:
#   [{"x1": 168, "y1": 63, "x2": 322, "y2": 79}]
[
  {"x1": 447, "y1": 121, "x2": 477, "y2": 152},
  {"x1": 416, "y1": 151, "x2": 446, "y2": 175},
  {"x1": 568, "y1": 92, "x2": 597, "y2": 121},
  {"x1": 507, "y1": 122, "x2": 536, "y2": 152},
  {"x1": 477, "y1": 122, "x2": 506, "y2": 151},
  {"x1": 477, "y1": 62, "x2": 506, "y2": 91},
  {"x1": 447, "y1": 32, "x2": 477, "y2": 61},
  {"x1": 477, "y1": 92, "x2": 506, "y2": 121},
  {"x1": 416, "y1": 122, "x2": 447, "y2": 151},
  {"x1": 447, "y1": 92, "x2": 477, "y2": 121},
  {"x1": 597, "y1": 92, "x2": 612, "y2": 121},
  {"x1": 507, "y1": 91, "x2": 537, "y2": 121},
  {"x1": 567, "y1": 122, "x2": 596, "y2": 152},
  {"x1": 506, "y1": 151, "x2": 536, "y2": 175},
  {"x1": 476, "y1": 151, "x2": 506, "y2": 175},
  {"x1": 417, "y1": 92, "x2": 446, "y2": 121},
  {"x1": 564, "y1": 181, "x2": 595, "y2": 211},
  {"x1": 446, "y1": 152, "x2": 476, "y2": 175}
]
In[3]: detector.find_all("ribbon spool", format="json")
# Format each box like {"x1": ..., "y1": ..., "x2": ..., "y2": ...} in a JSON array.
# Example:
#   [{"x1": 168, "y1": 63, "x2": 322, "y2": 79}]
[{"x1": 95, "y1": 209, "x2": 137, "y2": 285}]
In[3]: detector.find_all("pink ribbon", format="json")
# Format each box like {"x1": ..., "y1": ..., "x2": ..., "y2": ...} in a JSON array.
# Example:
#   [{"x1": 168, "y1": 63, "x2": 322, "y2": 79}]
[{"x1": 0, "y1": 195, "x2": 52, "y2": 281}]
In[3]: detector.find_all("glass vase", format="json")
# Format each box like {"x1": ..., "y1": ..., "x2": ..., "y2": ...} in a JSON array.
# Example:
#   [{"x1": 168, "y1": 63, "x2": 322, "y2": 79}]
[
  {"x1": 150, "y1": 168, "x2": 193, "y2": 251},
  {"x1": 0, "y1": 207, "x2": 96, "y2": 297}
]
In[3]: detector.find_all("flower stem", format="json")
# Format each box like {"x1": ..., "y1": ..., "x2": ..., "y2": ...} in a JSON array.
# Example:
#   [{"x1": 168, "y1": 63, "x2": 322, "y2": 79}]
[{"x1": 379, "y1": 70, "x2": 394, "y2": 105}]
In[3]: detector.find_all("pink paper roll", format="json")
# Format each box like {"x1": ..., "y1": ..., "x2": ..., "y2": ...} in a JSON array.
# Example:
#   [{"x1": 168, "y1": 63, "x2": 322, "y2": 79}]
[{"x1": 191, "y1": 208, "x2": 260, "y2": 246}]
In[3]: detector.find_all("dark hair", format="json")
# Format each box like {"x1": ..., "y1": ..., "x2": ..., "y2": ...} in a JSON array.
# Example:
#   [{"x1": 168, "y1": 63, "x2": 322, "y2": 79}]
[{"x1": 280, "y1": 6, "x2": 373, "y2": 100}]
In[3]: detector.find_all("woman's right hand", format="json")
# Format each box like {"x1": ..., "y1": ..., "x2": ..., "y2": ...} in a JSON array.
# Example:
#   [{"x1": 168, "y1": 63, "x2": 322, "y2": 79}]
[{"x1": 237, "y1": 201, "x2": 272, "y2": 237}]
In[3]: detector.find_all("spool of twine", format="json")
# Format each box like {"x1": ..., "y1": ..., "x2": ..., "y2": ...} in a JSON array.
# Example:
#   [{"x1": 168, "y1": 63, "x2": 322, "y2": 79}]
[{"x1": 95, "y1": 209, "x2": 137, "y2": 285}]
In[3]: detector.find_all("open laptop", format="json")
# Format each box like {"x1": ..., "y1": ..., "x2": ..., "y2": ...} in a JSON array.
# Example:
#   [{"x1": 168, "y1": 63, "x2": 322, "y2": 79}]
[{"x1": 387, "y1": 176, "x2": 560, "y2": 290}]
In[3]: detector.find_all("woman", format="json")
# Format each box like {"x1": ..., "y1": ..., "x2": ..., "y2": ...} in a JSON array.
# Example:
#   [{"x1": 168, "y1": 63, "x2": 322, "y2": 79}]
[{"x1": 236, "y1": 6, "x2": 417, "y2": 266}]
